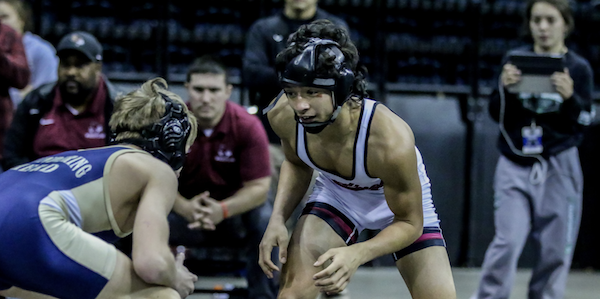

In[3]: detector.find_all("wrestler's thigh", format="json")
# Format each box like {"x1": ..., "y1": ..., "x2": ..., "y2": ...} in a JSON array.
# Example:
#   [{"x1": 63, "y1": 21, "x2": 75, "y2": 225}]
[
  {"x1": 280, "y1": 215, "x2": 346, "y2": 294},
  {"x1": 396, "y1": 246, "x2": 456, "y2": 299},
  {"x1": 95, "y1": 250, "x2": 179, "y2": 299}
]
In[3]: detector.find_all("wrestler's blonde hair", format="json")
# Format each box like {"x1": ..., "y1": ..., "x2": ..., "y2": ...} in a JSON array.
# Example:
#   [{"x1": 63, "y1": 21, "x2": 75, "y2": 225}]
[{"x1": 109, "y1": 77, "x2": 197, "y2": 149}]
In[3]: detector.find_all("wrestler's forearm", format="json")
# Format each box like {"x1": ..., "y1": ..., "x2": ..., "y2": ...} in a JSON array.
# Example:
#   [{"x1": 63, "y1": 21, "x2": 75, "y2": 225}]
[
  {"x1": 352, "y1": 220, "x2": 422, "y2": 264},
  {"x1": 172, "y1": 193, "x2": 191, "y2": 218},
  {"x1": 271, "y1": 159, "x2": 313, "y2": 222},
  {"x1": 356, "y1": 186, "x2": 424, "y2": 263},
  {"x1": 132, "y1": 223, "x2": 180, "y2": 288}
]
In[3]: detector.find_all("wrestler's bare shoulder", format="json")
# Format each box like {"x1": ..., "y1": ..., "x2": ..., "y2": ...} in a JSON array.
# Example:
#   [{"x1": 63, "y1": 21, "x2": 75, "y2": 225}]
[
  {"x1": 371, "y1": 104, "x2": 414, "y2": 144},
  {"x1": 110, "y1": 149, "x2": 176, "y2": 188},
  {"x1": 368, "y1": 103, "x2": 416, "y2": 161},
  {"x1": 266, "y1": 93, "x2": 296, "y2": 139}
]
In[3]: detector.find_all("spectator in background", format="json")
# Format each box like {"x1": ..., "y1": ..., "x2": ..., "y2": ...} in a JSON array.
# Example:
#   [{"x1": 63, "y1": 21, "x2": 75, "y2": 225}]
[
  {"x1": 0, "y1": 21, "x2": 29, "y2": 172},
  {"x1": 472, "y1": 1, "x2": 593, "y2": 298},
  {"x1": 3, "y1": 30, "x2": 118, "y2": 170},
  {"x1": 168, "y1": 55, "x2": 275, "y2": 299},
  {"x1": 0, "y1": 0, "x2": 58, "y2": 106},
  {"x1": 243, "y1": 0, "x2": 349, "y2": 145}
]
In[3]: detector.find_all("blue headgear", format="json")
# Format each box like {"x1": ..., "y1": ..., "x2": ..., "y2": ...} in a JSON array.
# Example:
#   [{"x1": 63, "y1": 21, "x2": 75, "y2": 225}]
[
  {"x1": 279, "y1": 38, "x2": 355, "y2": 134},
  {"x1": 111, "y1": 93, "x2": 191, "y2": 170}
]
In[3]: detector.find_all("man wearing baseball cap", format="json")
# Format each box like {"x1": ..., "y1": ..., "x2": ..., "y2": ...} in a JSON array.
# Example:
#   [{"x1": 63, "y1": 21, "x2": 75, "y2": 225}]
[
  {"x1": 56, "y1": 30, "x2": 103, "y2": 62},
  {"x1": 2, "y1": 31, "x2": 119, "y2": 170}
]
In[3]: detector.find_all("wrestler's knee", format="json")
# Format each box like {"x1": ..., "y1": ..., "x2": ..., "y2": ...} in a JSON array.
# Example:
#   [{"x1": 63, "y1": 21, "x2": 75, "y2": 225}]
[
  {"x1": 128, "y1": 286, "x2": 180, "y2": 299},
  {"x1": 278, "y1": 278, "x2": 319, "y2": 299},
  {"x1": 154, "y1": 287, "x2": 180, "y2": 299},
  {"x1": 405, "y1": 277, "x2": 455, "y2": 299},
  {"x1": 278, "y1": 288, "x2": 317, "y2": 299}
]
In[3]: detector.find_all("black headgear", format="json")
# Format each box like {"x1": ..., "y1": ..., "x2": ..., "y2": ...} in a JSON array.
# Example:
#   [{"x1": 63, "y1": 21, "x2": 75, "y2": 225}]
[
  {"x1": 111, "y1": 93, "x2": 191, "y2": 170},
  {"x1": 279, "y1": 38, "x2": 355, "y2": 134}
]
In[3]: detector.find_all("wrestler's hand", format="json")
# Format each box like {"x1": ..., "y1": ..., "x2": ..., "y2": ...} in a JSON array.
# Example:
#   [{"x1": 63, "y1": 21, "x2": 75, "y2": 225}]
[
  {"x1": 259, "y1": 218, "x2": 289, "y2": 279},
  {"x1": 173, "y1": 251, "x2": 198, "y2": 298},
  {"x1": 500, "y1": 63, "x2": 521, "y2": 87},
  {"x1": 551, "y1": 68, "x2": 574, "y2": 100},
  {"x1": 312, "y1": 246, "x2": 362, "y2": 295}
]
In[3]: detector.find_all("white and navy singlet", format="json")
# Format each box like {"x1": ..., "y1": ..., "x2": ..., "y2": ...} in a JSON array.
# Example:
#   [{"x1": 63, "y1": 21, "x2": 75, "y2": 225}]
[{"x1": 297, "y1": 99, "x2": 444, "y2": 259}]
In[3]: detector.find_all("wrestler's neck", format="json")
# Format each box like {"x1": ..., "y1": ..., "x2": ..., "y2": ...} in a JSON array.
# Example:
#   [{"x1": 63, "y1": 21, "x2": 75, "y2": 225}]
[
  {"x1": 118, "y1": 143, "x2": 142, "y2": 151},
  {"x1": 311, "y1": 102, "x2": 358, "y2": 143}
]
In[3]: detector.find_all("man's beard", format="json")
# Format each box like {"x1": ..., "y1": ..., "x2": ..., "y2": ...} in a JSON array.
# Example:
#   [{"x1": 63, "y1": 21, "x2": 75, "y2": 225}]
[{"x1": 59, "y1": 81, "x2": 94, "y2": 107}]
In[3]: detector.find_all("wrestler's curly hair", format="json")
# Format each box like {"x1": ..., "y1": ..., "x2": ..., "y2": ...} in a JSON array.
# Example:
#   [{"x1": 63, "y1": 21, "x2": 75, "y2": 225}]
[{"x1": 275, "y1": 19, "x2": 369, "y2": 101}]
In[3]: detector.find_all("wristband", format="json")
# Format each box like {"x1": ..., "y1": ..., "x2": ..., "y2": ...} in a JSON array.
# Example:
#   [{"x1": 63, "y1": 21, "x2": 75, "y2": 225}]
[{"x1": 220, "y1": 202, "x2": 229, "y2": 219}]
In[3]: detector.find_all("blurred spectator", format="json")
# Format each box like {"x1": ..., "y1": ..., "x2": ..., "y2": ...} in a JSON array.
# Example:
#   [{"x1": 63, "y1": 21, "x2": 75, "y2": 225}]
[
  {"x1": 2, "y1": 31, "x2": 117, "y2": 170},
  {"x1": 472, "y1": 1, "x2": 593, "y2": 298},
  {"x1": 168, "y1": 55, "x2": 275, "y2": 299},
  {"x1": 242, "y1": 0, "x2": 349, "y2": 144},
  {"x1": 0, "y1": 0, "x2": 58, "y2": 106},
  {"x1": 0, "y1": 22, "x2": 29, "y2": 172}
]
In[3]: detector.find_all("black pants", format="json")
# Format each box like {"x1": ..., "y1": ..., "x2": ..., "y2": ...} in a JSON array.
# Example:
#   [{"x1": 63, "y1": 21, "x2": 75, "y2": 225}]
[{"x1": 168, "y1": 202, "x2": 278, "y2": 299}]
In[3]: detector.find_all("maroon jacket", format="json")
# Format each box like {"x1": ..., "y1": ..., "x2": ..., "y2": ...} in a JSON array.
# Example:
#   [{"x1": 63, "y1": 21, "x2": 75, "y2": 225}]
[{"x1": 0, "y1": 23, "x2": 30, "y2": 160}]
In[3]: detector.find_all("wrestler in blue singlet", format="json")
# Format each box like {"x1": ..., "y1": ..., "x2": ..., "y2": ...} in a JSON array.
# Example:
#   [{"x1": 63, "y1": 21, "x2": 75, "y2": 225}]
[{"x1": 0, "y1": 146, "x2": 142, "y2": 299}]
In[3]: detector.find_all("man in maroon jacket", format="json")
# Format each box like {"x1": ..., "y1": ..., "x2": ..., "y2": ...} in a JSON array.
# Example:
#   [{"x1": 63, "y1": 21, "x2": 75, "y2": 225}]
[
  {"x1": 0, "y1": 22, "x2": 29, "y2": 171},
  {"x1": 169, "y1": 55, "x2": 275, "y2": 299},
  {"x1": 2, "y1": 31, "x2": 118, "y2": 171}
]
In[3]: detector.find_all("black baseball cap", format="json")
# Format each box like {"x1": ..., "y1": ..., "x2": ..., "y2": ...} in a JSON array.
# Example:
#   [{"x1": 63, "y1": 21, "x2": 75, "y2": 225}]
[{"x1": 56, "y1": 31, "x2": 103, "y2": 62}]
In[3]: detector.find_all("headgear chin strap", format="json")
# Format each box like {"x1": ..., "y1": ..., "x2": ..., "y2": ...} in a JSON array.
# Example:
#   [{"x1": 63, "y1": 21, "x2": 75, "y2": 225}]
[
  {"x1": 111, "y1": 93, "x2": 191, "y2": 170},
  {"x1": 294, "y1": 106, "x2": 342, "y2": 134},
  {"x1": 280, "y1": 38, "x2": 355, "y2": 134}
]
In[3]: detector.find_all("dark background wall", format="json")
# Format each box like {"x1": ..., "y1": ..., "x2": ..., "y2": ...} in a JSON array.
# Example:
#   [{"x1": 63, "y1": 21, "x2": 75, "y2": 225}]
[
  {"x1": 387, "y1": 95, "x2": 467, "y2": 265},
  {"x1": 23, "y1": 0, "x2": 600, "y2": 270}
]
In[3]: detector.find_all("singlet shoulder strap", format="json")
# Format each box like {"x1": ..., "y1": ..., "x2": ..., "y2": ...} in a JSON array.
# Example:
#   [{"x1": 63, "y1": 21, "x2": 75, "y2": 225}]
[
  {"x1": 355, "y1": 99, "x2": 378, "y2": 177},
  {"x1": 262, "y1": 90, "x2": 286, "y2": 115}
]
